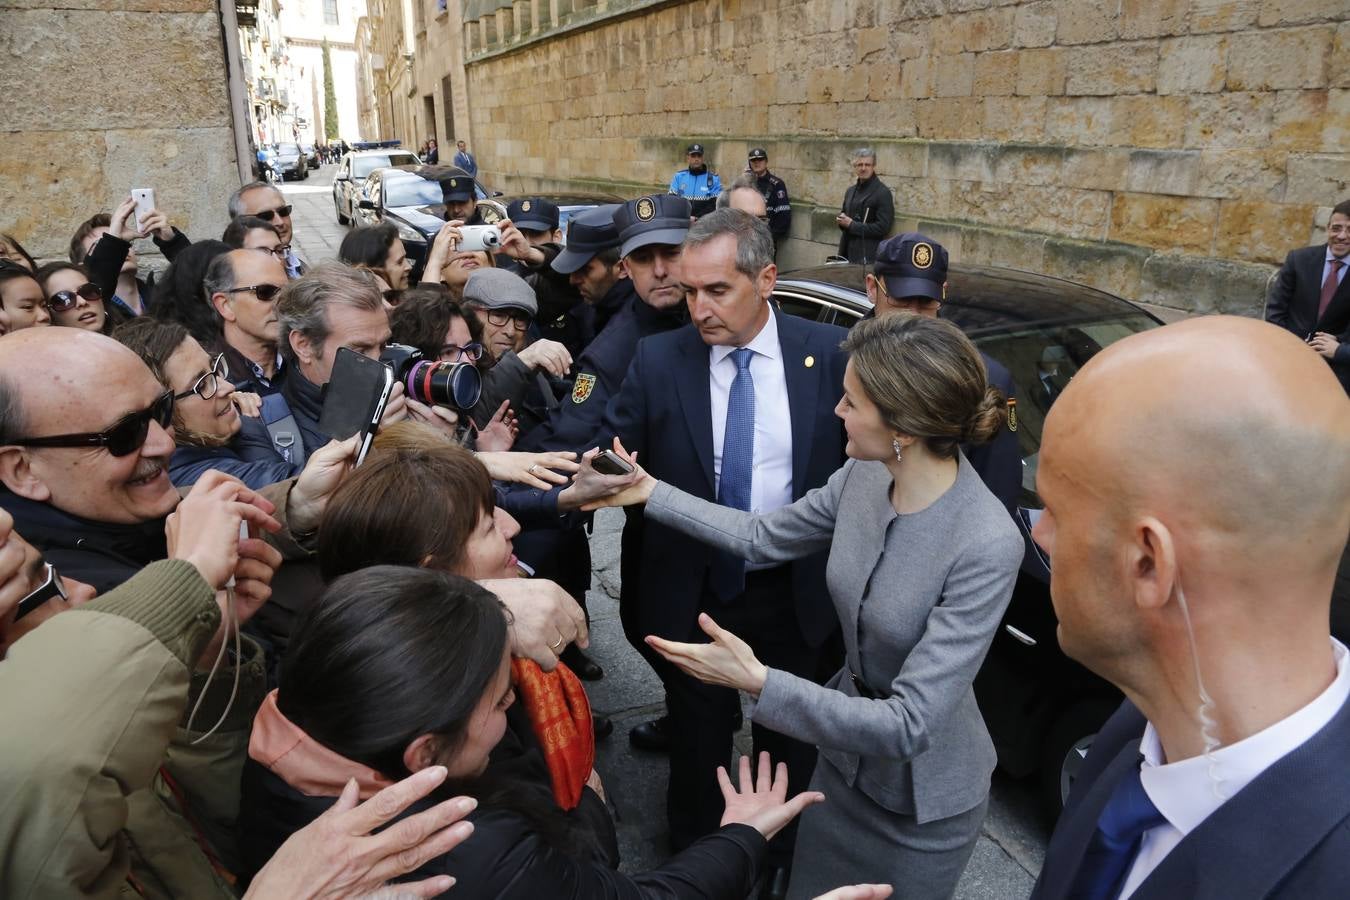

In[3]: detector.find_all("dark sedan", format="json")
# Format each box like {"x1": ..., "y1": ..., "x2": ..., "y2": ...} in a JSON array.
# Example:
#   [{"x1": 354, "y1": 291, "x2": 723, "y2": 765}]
[
  {"x1": 273, "y1": 142, "x2": 309, "y2": 181},
  {"x1": 352, "y1": 165, "x2": 496, "y2": 280},
  {"x1": 773, "y1": 262, "x2": 1162, "y2": 819},
  {"x1": 491, "y1": 191, "x2": 627, "y2": 240}
]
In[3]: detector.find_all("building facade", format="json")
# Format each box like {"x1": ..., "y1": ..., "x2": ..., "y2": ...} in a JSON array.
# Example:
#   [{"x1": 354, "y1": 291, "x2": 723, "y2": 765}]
[{"x1": 277, "y1": 0, "x2": 368, "y2": 145}]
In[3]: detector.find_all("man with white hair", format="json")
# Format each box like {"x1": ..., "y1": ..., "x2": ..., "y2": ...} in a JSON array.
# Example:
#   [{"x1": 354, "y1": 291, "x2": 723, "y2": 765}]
[{"x1": 836, "y1": 148, "x2": 893, "y2": 264}]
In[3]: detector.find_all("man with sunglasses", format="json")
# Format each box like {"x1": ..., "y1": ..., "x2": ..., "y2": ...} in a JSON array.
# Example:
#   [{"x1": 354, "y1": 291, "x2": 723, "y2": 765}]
[
  {"x1": 207, "y1": 249, "x2": 291, "y2": 395},
  {"x1": 0, "y1": 260, "x2": 51, "y2": 334},
  {"x1": 228, "y1": 182, "x2": 307, "y2": 278}
]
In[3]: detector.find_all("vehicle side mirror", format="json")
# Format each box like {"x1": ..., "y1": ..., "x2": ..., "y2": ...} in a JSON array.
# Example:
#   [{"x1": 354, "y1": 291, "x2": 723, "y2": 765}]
[
  {"x1": 490, "y1": 190, "x2": 504, "y2": 198},
  {"x1": 335, "y1": 173, "x2": 350, "y2": 182},
  {"x1": 358, "y1": 199, "x2": 376, "y2": 210}
]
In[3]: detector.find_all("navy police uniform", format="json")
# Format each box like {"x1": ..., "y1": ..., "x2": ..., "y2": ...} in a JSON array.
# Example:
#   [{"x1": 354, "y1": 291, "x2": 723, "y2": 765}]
[
  {"x1": 869, "y1": 233, "x2": 1023, "y2": 512},
  {"x1": 748, "y1": 148, "x2": 792, "y2": 252},
  {"x1": 501, "y1": 198, "x2": 596, "y2": 359}
]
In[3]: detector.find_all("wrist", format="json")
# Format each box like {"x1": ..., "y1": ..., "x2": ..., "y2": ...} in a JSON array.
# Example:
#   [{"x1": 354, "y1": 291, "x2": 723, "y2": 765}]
[
  {"x1": 747, "y1": 663, "x2": 768, "y2": 697},
  {"x1": 285, "y1": 482, "x2": 320, "y2": 535}
]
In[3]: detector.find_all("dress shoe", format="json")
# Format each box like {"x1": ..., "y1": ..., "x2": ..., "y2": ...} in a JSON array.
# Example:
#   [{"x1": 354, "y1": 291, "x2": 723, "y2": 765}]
[
  {"x1": 593, "y1": 714, "x2": 614, "y2": 740},
  {"x1": 758, "y1": 865, "x2": 791, "y2": 900},
  {"x1": 628, "y1": 715, "x2": 671, "y2": 752},
  {"x1": 561, "y1": 645, "x2": 605, "y2": 681}
]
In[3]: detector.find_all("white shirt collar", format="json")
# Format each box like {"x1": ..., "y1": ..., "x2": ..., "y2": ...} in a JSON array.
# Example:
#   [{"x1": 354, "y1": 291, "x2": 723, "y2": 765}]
[
  {"x1": 1139, "y1": 638, "x2": 1350, "y2": 836},
  {"x1": 709, "y1": 304, "x2": 779, "y2": 367}
]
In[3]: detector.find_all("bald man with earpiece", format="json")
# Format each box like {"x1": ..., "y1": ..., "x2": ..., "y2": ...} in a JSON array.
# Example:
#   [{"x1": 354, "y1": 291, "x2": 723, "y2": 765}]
[{"x1": 1029, "y1": 316, "x2": 1350, "y2": 900}]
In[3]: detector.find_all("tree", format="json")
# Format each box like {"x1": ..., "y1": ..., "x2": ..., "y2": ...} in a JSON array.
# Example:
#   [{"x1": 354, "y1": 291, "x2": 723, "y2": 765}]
[{"x1": 322, "y1": 39, "x2": 340, "y2": 142}]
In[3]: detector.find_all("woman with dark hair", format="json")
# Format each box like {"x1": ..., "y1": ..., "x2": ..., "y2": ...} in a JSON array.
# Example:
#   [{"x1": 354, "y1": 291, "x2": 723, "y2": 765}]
[
  {"x1": 591, "y1": 314, "x2": 1026, "y2": 899},
  {"x1": 112, "y1": 317, "x2": 290, "y2": 490},
  {"x1": 0, "y1": 232, "x2": 37, "y2": 271},
  {"x1": 35, "y1": 261, "x2": 116, "y2": 334},
  {"x1": 150, "y1": 239, "x2": 232, "y2": 346},
  {"x1": 388, "y1": 283, "x2": 485, "y2": 363},
  {"x1": 339, "y1": 223, "x2": 411, "y2": 296},
  {"x1": 242, "y1": 565, "x2": 822, "y2": 897}
]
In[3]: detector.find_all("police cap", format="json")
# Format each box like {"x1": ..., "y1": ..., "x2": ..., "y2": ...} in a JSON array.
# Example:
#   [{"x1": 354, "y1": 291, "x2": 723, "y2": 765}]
[
  {"x1": 551, "y1": 204, "x2": 623, "y2": 274},
  {"x1": 506, "y1": 197, "x2": 560, "y2": 232},
  {"x1": 615, "y1": 194, "x2": 691, "y2": 258},
  {"x1": 747, "y1": 147, "x2": 768, "y2": 161},
  {"x1": 873, "y1": 232, "x2": 948, "y2": 302},
  {"x1": 686, "y1": 143, "x2": 705, "y2": 155},
  {"x1": 441, "y1": 174, "x2": 474, "y2": 203}
]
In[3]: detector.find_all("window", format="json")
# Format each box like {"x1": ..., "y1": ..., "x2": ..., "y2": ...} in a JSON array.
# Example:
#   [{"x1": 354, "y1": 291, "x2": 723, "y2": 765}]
[{"x1": 322, "y1": 0, "x2": 338, "y2": 25}]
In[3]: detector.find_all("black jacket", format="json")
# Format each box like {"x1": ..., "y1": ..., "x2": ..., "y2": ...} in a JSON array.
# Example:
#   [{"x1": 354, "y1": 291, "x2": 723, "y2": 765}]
[
  {"x1": 239, "y1": 706, "x2": 767, "y2": 899},
  {"x1": 0, "y1": 491, "x2": 167, "y2": 594},
  {"x1": 84, "y1": 228, "x2": 191, "y2": 317},
  {"x1": 1265, "y1": 244, "x2": 1350, "y2": 393},
  {"x1": 837, "y1": 176, "x2": 894, "y2": 264}
]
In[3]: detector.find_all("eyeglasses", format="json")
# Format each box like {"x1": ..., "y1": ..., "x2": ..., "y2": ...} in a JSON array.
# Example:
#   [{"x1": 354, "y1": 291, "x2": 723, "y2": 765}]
[
  {"x1": 224, "y1": 283, "x2": 284, "y2": 302},
  {"x1": 252, "y1": 205, "x2": 293, "y2": 222},
  {"x1": 15, "y1": 562, "x2": 68, "y2": 621},
  {"x1": 249, "y1": 244, "x2": 292, "y2": 260},
  {"x1": 47, "y1": 282, "x2": 103, "y2": 313},
  {"x1": 439, "y1": 341, "x2": 484, "y2": 363},
  {"x1": 11, "y1": 390, "x2": 174, "y2": 457},
  {"x1": 174, "y1": 353, "x2": 228, "y2": 402},
  {"x1": 483, "y1": 309, "x2": 531, "y2": 329}
]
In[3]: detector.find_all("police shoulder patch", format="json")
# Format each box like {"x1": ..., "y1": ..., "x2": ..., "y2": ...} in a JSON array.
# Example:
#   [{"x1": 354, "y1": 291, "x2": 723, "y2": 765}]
[{"x1": 572, "y1": 373, "x2": 597, "y2": 404}]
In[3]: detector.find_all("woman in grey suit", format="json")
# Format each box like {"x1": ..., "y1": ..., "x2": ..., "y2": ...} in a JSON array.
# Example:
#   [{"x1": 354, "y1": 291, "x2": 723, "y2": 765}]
[{"x1": 592, "y1": 314, "x2": 1025, "y2": 899}]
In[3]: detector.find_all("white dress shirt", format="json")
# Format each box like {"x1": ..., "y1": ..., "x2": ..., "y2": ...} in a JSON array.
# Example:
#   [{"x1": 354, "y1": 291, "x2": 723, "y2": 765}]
[
  {"x1": 1120, "y1": 639, "x2": 1350, "y2": 898},
  {"x1": 709, "y1": 308, "x2": 794, "y2": 533}
]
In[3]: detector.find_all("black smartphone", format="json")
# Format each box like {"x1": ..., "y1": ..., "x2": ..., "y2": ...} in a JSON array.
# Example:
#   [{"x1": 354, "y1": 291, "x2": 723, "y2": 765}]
[
  {"x1": 591, "y1": 448, "x2": 634, "y2": 476},
  {"x1": 317, "y1": 347, "x2": 394, "y2": 466}
]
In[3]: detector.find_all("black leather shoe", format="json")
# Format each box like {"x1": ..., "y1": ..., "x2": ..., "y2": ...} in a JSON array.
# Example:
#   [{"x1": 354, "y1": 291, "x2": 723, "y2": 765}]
[
  {"x1": 561, "y1": 645, "x2": 605, "y2": 681},
  {"x1": 593, "y1": 714, "x2": 614, "y2": 740},
  {"x1": 628, "y1": 715, "x2": 671, "y2": 752},
  {"x1": 758, "y1": 865, "x2": 790, "y2": 900}
]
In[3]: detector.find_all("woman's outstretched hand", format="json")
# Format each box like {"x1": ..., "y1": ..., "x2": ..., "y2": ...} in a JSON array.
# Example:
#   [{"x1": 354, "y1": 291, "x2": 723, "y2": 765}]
[
  {"x1": 718, "y1": 752, "x2": 824, "y2": 843},
  {"x1": 647, "y1": 613, "x2": 768, "y2": 695}
]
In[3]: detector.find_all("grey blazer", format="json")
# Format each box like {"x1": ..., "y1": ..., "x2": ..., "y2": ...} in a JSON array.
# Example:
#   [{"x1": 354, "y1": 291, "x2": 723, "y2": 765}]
[{"x1": 646, "y1": 455, "x2": 1024, "y2": 824}]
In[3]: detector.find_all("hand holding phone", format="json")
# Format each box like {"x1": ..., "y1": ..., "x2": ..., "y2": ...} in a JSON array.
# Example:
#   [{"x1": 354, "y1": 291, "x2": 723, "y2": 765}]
[
  {"x1": 591, "y1": 448, "x2": 635, "y2": 476},
  {"x1": 131, "y1": 188, "x2": 156, "y2": 235},
  {"x1": 317, "y1": 347, "x2": 395, "y2": 467}
]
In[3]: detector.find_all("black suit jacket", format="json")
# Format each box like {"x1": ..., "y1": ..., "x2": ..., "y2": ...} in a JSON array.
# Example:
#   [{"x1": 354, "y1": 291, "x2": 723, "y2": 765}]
[
  {"x1": 1266, "y1": 244, "x2": 1350, "y2": 392},
  {"x1": 597, "y1": 310, "x2": 848, "y2": 646},
  {"x1": 1031, "y1": 696, "x2": 1350, "y2": 900}
]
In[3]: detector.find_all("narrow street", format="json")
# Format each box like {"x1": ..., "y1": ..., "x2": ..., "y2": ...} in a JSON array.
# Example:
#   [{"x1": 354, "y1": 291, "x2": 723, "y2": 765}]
[{"x1": 282, "y1": 168, "x2": 1050, "y2": 896}]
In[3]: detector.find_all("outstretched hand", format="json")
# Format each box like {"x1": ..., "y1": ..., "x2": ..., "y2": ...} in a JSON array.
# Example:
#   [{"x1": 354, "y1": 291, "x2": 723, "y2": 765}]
[
  {"x1": 647, "y1": 612, "x2": 768, "y2": 695},
  {"x1": 718, "y1": 752, "x2": 824, "y2": 843},
  {"x1": 812, "y1": 887, "x2": 893, "y2": 900},
  {"x1": 579, "y1": 437, "x2": 655, "y2": 511}
]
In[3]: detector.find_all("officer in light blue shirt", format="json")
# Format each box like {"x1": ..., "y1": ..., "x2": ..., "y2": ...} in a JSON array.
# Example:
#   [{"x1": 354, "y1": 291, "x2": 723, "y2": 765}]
[{"x1": 668, "y1": 143, "x2": 721, "y2": 219}]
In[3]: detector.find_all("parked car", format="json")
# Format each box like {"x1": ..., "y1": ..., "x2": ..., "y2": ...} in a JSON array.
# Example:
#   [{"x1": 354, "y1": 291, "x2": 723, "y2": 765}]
[
  {"x1": 273, "y1": 142, "x2": 309, "y2": 181},
  {"x1": 773, "y1": 262, "x2": 1162, "y2": 820},
  {"x1": 302, "y1": 143, "x2": 320, "y2": 169},
  {"x1": 351, "y1": 165, "x2": 506, "y2": 280},
  {"x1": 332, "y1": 149, "x2": 422, "y2": 224},
  {"x1": 490, "y1": 191, "x2": 627, "y2": 242}
]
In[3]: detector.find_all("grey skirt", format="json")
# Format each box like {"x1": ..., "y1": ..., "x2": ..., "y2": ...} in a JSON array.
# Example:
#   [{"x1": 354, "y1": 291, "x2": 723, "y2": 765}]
[{"x1": 786, "y1": 756, "x2": 989, "y2": 900}]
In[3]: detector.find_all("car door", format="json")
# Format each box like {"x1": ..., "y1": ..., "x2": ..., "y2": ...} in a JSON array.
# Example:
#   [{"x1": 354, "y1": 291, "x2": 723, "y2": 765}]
[{"x1": 335, "y1": 158, "x2": 352, "y2": 213}]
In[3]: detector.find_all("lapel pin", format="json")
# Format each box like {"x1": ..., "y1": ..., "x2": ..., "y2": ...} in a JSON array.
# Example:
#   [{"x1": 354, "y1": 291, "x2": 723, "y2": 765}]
[{"x1": 804, "y1": 355, "x2": 815, "y2": 368}]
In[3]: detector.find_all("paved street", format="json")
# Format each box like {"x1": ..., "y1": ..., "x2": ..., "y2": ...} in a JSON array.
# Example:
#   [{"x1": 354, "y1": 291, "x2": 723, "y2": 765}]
[{"x1": 282, "y1": 168, "x2": 1048, "y2": 897}]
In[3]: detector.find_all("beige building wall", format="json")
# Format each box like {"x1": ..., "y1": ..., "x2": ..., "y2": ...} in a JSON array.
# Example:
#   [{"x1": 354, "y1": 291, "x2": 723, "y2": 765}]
[
  {"x1": 451, "y1": 0, "x2": 1348, "y2": 316},
  {"x1": 279, "y1": 0, "x2": 367, "y2": 143},
  {"x1": 1, "y1": 0, "x2": 241, "y2": 262}
]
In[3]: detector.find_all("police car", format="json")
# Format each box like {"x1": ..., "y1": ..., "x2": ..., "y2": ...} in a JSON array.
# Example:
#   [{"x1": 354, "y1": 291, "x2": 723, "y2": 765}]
[{"x1": 773, "y1": 261, "x2": 1164, "y2": 820}]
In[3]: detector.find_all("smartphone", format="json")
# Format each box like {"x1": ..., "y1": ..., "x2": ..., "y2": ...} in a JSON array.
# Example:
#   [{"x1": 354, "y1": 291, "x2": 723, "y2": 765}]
[
  {"x1": 131, "y1": 188, "x2": 156, "y2": 233},
  {"x1": 591, "y1": 449, "x2": 634, "y2": 476},
  {"x1": 317, "y1": 347, "x2": 395, "y2": 466}
]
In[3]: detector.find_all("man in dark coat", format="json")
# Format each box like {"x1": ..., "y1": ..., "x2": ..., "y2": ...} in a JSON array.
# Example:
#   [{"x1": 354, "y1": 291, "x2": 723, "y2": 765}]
[
  {"x1": 836, "y1": 148, "x2": 894, "y2": 264},
  {"x1": 1265, "y1": 198, "x2": 1350, "y2": 394}
]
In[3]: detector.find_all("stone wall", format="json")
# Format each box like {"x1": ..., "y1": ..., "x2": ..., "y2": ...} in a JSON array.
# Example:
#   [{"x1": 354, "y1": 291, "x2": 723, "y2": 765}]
[
  {"x1": 461, "y1": 0, "x2": 1348, "y2": 315},
  {"x1": 0, "y1": 0, "x2": 240, "y2": 263}
]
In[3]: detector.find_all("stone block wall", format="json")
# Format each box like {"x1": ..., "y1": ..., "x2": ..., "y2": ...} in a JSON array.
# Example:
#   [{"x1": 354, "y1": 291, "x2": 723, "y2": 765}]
[
  {"x1": 0, "y1": 0, "x2": 240, "y2": 264},
  {"x1": 460, "y1": 0, "x2": 1348, "y2": 315}
]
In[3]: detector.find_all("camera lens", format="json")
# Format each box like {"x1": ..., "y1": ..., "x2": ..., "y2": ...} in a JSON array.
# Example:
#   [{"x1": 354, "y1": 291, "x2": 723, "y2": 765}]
[
  {"x1": 482, "y1": 228, "x2": 501, "y2": 248},
  {"x1": 403, "y1": 360, "x2": 482, "y2": 411}
]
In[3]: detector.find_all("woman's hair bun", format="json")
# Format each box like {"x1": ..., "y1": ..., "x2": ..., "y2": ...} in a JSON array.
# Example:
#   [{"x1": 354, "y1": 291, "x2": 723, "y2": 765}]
[{"x1": 962, "y1": 386, "x2": 1007, "y2": 446}]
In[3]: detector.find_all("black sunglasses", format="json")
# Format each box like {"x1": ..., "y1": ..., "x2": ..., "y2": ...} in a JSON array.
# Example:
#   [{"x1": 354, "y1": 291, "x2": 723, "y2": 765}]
[
  {"x1": 47, "y1": 282, "x2": 103, "y2": 313},
  {"x1": 11, "y1": 390, "x2": 174, "y2": 457},
  {"x1": 16, "y1": 562, "x2": 68, "y2": 621},
  {"x1": 253, "y1": 205, "x2": 294, "y2": 222},
  {"x1": 224, "y1": 283, "x2": 283, "y2": 302}
]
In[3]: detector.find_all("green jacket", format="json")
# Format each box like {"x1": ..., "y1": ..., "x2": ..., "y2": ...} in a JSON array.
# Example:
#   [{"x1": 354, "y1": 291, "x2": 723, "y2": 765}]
[{"x1": 0, "y1": 561, "x2": 262, "y2": 899}]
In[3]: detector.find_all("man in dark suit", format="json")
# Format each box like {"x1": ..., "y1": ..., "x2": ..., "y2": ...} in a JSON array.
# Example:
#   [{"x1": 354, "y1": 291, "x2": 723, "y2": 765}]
[
  {"x1": 597, "y1": 209, "x2": 846, "y2": 895},
  {"x1": 836, "y1": 148, "x2": 893, "y2": 264},
  {"x1": 1029, "y1": 316, "x2": 1350, "y2": 900},
  {"x1": 1266, "y1": 198, "x2": 1350, "y2": 394}
]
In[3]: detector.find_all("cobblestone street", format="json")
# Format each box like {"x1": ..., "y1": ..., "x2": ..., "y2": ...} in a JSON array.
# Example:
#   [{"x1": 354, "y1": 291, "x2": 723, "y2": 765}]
[{"x1": 283, "y1": 169, "x2": 1050, "y2": 897}]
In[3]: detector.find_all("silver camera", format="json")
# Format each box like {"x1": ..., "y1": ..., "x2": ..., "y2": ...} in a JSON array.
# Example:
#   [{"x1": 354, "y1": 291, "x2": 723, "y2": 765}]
[{"x1": 457, "y1": 224, "x2": 501, "y2": 252}]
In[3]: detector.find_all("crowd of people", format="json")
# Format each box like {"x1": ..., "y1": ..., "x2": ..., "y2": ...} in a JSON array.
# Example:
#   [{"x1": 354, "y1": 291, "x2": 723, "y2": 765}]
[{"x1": 0, "y1": 157, "x2": 1347, "y2": 900}]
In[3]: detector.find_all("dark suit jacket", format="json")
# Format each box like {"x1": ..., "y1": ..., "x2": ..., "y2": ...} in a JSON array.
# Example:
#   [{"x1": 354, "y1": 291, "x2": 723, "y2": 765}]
[
  {"x1": 597, "y1": 309, "x2": 847, "y2": 647},
  {"x1": 1266, "y1": 244, "x2": 1350, "y2": 392},
  {"x1": 1031, "y1": 696, "x2": 1350, "y2": 900}
]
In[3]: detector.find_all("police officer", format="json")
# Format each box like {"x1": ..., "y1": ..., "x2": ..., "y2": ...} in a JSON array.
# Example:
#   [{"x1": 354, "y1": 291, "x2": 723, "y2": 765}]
[
  {"x1": 747, "y1": 147, "x2": 791, "y2": 257},
  {"x1": 669, "y1": 143, "x2": 721, "y2": 218},
  {"x1": 550, "y1": 204, "x2": 631, "y2": 339},
  {"x1": 440, "y1": 174, "x2": 481, "y2": 225},
  {"x1": 866, "y1": 232, "x2": 1022, "y2": 512},
  {"x1": 496, "y1": 197, "x2": 592, "y2": 359}
]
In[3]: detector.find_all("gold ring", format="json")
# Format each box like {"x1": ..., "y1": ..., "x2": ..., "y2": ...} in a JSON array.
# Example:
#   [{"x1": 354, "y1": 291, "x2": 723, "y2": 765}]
[{"x1": 549, "y1": 634, "x2": 565, "y2": 652}]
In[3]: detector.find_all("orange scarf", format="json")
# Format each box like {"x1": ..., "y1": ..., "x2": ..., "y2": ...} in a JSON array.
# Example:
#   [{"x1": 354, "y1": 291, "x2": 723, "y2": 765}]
[{"x1": 510, "y1": 659, "x2": 594, "y2": 809}]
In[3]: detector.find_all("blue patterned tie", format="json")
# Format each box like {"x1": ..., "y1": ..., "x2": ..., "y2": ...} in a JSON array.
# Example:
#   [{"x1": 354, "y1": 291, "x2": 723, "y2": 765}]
[
  {"x1": 710, "y1": 348, "x2": 754, "y2": 599},
  {"x1": 1067, "y1": 764, "x2": 1167, "y2": 900}
]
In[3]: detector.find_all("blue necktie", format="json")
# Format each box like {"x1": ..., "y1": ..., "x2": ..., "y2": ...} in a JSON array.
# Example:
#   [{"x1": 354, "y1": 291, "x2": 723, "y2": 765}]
[
  {"x1": 1068, "y1": 763, "x2": 1167, "y2": 900},
  {"x1": 710, "y1": 348, "x2": 754, "y2": 599}
]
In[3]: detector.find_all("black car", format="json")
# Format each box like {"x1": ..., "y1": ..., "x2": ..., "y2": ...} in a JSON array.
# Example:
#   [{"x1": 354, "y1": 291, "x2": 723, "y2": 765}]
[
  {"x1": 332, "y1": 149, "x2": 423, "y2": 224},
  {"x1": 353, "y1": 165, "x2": 497, "y2": 280},
  {"x1": 491, "y1": 191, "x2": 628, "y2": 239},
  {"x1": 773, "y1": 262, "x2": 1163, "y2": 819},
  {"x1": 273, "y1": 142, "x2": 309, "y2": 181}
]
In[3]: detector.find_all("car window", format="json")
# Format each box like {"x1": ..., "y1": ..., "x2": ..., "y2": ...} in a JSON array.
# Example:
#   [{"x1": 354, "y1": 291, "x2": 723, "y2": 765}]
[
  {"x1": 773, "y1": 291, "x2": 833, "y2": 324},
  {"x1": 278, "y1": 143, "x2": 301, "y2": 155},
  {"x1": 384, "y1": 176, "x2": 455, "y2": 208},
  {"x1": 353, "y1": 154, "x2": 416, "y2": 177}
]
